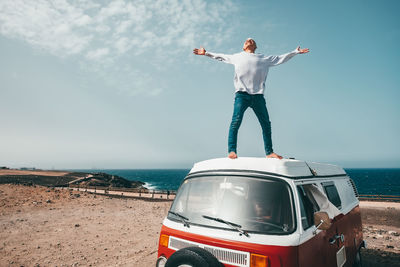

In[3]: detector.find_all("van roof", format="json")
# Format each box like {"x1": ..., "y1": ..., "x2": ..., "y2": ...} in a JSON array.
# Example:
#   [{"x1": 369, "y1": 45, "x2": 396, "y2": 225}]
[{"x1": 189, "y1": 157, "x2": 347, "y2": 178}]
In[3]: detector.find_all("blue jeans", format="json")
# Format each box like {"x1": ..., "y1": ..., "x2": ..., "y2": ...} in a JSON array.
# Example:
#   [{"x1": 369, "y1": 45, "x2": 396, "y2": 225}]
[{"x1": 228, "y1": 91, "x2": 273, "y2": 155}]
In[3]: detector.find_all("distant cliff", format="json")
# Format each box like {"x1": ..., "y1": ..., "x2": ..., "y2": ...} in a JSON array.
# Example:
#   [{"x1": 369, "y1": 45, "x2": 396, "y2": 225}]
[
  {"x1": 69, "y1": 172, "x2": 145, "y2": 188},
  {"x1": 0, "y1": 169, "x2": 146, "y2": 189}
]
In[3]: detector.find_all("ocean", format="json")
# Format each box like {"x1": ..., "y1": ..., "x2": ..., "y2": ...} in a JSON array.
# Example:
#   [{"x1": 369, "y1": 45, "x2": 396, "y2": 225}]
[
  {"x1": 75, "y1": 168, "x2": 400, "y2": 196},
  {"x1": 345, "y1": 168, "x2": 400, "y2": 195}
]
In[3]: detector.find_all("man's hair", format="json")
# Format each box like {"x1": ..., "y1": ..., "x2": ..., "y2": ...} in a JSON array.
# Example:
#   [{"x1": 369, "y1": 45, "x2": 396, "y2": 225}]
[{"x1": 246, "y1": 38, "x2": 257, "y2": 49}]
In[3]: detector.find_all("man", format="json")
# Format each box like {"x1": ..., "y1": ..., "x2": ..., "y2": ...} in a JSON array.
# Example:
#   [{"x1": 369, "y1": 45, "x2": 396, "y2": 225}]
[{"x1": 193, "y1": 38, "x2": 309, "y2": 159}]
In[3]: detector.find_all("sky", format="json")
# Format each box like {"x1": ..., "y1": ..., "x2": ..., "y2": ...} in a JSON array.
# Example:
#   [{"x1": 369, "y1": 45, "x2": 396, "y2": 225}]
[{"x1": 0, "y1": 0, "x2": 399, "y2": 169}]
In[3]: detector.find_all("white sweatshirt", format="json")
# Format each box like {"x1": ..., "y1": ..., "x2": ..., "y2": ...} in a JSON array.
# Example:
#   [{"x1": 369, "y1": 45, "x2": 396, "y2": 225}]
[{"x1": 205, "y1": 49, "x2": 300, "y2": 95}]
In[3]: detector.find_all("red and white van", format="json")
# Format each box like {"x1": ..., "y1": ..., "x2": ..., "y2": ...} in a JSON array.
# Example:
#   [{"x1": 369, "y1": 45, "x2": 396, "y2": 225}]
[{"x1": 156, "y1": 157, "x2": 365, "y2": 267}]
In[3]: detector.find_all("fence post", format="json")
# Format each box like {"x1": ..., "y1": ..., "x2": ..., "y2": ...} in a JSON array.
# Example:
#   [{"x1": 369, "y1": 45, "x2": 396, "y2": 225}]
[{"x1": 152, "y1": 190, "x2": 155, "y2": 199}]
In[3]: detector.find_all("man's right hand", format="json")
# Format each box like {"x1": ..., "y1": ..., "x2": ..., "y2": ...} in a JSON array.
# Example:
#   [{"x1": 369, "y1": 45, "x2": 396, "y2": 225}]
[
  {"x1": 296, "y1": 46, "x2": 310, "y2": 54},
  {"x1": 193, "y1": 46, "x2": 206, "y2": 55}
]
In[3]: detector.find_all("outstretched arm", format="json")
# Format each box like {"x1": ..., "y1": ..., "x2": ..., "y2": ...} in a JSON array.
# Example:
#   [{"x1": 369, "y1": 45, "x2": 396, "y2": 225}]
[
  {"x1": 267, "y1": 46, "x2": 310, "y2": 66},
  {"x1": 193, "y1": 46, "x2": 234, "y2": 64}
]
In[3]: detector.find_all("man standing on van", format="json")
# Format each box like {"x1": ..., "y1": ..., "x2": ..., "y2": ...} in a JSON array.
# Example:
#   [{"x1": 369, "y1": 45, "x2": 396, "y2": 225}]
[{"x1": 193, "y1": 39, "x2": 309, "y2": 159}]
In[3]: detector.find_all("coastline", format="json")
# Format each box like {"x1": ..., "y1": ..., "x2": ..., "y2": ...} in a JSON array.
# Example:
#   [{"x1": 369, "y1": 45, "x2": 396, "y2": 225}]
[
  {"x1": 0, "y1": 169, "x2": 146, "y2": 189},
  {"x1": 2, "y1": 168, "x2": 400, "y2": 195},
  {"x1": 1, "y1": 184, "x2": 399, "y2": 266}
]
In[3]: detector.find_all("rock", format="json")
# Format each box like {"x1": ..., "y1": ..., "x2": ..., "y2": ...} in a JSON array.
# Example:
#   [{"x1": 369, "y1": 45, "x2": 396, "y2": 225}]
[
  {"x1": 71, "y1": 172, "x2": 145, "y2": 188},
  {"x1": 388, "y1": 231, "x2": 399, "y2": 236},
  {"x1": 75, "y1": 224, "x2": 80, "y2": 227},
  {"x1": 387, "y1": 245, "x2": 394, "y2": 249}
]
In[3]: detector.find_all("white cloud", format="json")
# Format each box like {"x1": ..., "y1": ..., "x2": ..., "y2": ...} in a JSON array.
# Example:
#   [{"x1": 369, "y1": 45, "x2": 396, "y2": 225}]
[
  {"x1": 86, "y1": 47, "x2": 109, "y2": 60},
  {"x1": 0, "y1": 0, "x2": 94, "y2": 56},
  {"x1": 0, "y1": 0, "x2": 237, "y2": 95},
  {"x1": 115, "y1": 37, "x2": 131, "y2": 54}
]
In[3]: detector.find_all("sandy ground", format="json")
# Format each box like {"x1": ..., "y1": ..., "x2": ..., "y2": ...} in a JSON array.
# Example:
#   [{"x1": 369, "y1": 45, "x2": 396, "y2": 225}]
[
  {"x1": 0, "y1": 185, "x2": 171, "y2": 267},
  {"x1": 1, "y1": 184, "x2": 399, "y2": 267},
  {"x1": 359, "y1": 201, "x2": 400, "y2": 267}
]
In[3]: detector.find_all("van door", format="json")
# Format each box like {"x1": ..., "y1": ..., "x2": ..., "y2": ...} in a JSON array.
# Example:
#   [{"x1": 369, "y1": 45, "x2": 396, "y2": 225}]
[
  {"x1": 297, "y1": 184, "x2": 341, "y2": 267},
  {"x1": 328, "y1": 218, "x2": 347, "y2": 267},
  {"x1": 321, "y1": 182, "x2": 347, "y2": 267}
]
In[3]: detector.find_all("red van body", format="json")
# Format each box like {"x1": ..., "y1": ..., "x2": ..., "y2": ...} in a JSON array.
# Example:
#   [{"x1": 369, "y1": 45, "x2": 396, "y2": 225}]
[{"x1": 156, "y1": 158, "x2": 364, "y2": 267}]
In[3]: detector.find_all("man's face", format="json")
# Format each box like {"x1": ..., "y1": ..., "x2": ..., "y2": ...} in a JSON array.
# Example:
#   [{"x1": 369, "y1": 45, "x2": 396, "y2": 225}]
[{"x1": 243, "y1": 39, "x2": 257, "y2": 51}]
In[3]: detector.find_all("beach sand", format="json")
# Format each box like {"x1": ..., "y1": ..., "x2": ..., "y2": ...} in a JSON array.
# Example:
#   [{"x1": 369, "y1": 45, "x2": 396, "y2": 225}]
[
  {"x1": 0, "y1": 185, "x2": 170, "y2": 267},
  {"x1": 1, "y1": 184, "x2": 399, "y2": 267}
]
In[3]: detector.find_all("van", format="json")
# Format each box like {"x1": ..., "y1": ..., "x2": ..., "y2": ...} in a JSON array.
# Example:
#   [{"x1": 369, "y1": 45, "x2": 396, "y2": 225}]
[{"x1": 156, "y1": 157, "x2": 365, "y2": 267}]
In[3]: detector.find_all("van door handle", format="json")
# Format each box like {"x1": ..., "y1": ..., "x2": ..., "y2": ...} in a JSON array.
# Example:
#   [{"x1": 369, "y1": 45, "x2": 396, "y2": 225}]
[{"x1": 329, "y1": 234, "x2": 345, "y2": 244}]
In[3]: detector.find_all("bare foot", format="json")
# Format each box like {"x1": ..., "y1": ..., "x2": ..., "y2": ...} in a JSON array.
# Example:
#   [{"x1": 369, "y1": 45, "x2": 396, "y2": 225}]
[
  {"x1": 266, "y1": 152, "x2": 283, "y2": 159},
  {"x1": 228, "y1": 152, "x2": 238, "y2": 159}
]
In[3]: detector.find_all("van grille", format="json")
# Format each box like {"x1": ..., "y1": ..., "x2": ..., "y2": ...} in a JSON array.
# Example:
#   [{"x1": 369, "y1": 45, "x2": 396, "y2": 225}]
[
  {"x1": 348, "y1": 179, "x2": 359, "y2": 197},
  {"x1": 169, "y1": 236, "x2": 250, "y2": 267}
]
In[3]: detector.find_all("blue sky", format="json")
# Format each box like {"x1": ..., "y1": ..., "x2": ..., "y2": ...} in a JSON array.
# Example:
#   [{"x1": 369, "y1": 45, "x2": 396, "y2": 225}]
[{"x1": 0, "y1": 0, "x2": 399, "y2": 169}]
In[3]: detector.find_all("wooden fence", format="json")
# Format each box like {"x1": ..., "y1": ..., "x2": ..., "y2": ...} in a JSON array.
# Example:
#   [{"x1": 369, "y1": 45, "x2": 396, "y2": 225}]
[
  {"x1": 359, "y1": 194, "x2": 400, "y2": 202},
  {"x1": 66, "y1": 184, "x2": 177, "y2": 201},
  {"x1": 63, "y1": 185, "x2": 400, "y2": 202}
]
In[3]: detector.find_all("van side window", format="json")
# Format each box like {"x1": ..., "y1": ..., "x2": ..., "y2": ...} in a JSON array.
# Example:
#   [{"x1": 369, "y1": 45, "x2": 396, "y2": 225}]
[
  {"x1": 297, "y1": 185, "x2": 319, "y2": 230},
  {"x1": 322, "y1": 182, "x2": 342, "y2": 209}
]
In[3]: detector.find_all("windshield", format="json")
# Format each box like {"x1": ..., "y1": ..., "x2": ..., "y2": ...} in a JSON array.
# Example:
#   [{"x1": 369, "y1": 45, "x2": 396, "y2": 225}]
[{"x1": 169, "y1": 175, "x2": 295, "y2": 234}]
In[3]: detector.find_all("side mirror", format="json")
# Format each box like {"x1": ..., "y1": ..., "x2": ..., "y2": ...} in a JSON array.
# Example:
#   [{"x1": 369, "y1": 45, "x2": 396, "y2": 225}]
[{"x1": 313, "y1": 211, "x2": 332, "y2": 231}]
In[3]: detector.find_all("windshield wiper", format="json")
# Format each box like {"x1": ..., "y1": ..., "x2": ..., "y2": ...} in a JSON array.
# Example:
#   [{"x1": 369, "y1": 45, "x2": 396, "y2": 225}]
[
  {"x1": 169, "y1": 211, "x2": 190, "y2": 228},
  {"x1": 202, "y1": 215, "x2": 249, "y2": 237}
]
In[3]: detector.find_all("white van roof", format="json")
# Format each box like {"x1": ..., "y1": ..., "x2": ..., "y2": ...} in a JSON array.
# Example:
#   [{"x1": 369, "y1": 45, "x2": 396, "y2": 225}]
[{"x1": 189, "y1": 157, "x2": 346, "y2": 178}]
